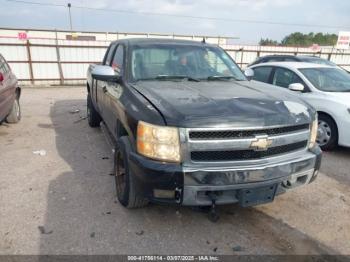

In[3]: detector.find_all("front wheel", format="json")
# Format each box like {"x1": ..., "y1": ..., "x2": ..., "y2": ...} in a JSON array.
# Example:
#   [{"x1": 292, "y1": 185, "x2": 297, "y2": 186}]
[
  {"x1": 114, "y1": 136, "x2": 149, "y2": 208},
  {"x1": 316, "y1": 114, "x2": 338, "y2": 151},
  {"x1": 87, "y1": 93, "x2": 101, "y2": 127},
  {"x1": 6, "y1": 98, "x2": 21, "y2": 123}
]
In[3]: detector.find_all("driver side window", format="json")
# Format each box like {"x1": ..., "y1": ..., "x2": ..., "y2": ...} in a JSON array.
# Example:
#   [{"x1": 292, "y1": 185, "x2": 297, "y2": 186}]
[
  {"x1": 272, "y1": 67, "x2": 304, "y2": 88},
  {"x1": 111, "y1": 45, "x2": 124, "y2": 75}
]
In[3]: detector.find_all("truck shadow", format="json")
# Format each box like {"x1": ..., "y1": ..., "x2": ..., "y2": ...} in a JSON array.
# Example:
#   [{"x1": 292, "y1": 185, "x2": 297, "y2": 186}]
[{"x1": 39, "y1": 99, "x2": 340, "y2": 255}]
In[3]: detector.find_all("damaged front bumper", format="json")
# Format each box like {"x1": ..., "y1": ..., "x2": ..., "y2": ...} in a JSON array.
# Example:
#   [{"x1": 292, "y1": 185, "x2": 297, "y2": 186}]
[{"x1": 129, "y1": 146, "x2": 322, "y2": 207}]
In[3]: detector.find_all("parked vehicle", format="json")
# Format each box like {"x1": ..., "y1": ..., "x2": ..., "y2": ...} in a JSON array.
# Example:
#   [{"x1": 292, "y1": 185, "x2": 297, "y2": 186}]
[
  {"x1": 86, "y1": 39, "x2": 321, "y2": 212},
  {"x1": 248, "y1": 62, "x2": 350, "y2": 150},
  {"x1": 0, "y1": 54, "x2": 21, "y2": 124},
  {"x1": 248, "y1": 55, "x2": 338, "y2": 67}
]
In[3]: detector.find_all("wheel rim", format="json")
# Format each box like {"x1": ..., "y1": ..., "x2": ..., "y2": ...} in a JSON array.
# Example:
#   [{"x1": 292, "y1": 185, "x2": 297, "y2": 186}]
[
  {"x1": 115, "y1": 151, "x2": 126, "y2": 198},
  {"x1": 317, "y1": 120, "x2": 332, "y2": 146}
]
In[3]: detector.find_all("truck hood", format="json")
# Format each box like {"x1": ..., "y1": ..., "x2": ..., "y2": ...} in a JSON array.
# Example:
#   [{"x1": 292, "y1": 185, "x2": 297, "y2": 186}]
[{"x1": 131, "y1": 80, "x2": 314, "y2": 128}]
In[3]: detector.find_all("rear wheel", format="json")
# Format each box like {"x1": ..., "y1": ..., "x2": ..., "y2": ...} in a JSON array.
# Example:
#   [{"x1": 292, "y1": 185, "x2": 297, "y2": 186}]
[
  {"x1": 317, "y1": 114, "x2": 338, "y2": 151},
  {"x1": 87, "y1": 93, "x2": 101, "y2": 127},
  {"x1": 6, "y1": 98, "x2": 21, "y2": 124},
  {"x1": 114, "y1": 136, "x2": 149, "y2": 208}
]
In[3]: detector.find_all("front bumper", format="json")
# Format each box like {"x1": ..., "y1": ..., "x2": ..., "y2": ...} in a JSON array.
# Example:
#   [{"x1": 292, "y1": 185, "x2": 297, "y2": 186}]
[{"x1": 128, "y1": 146, "x2": 322, "y2": 206}]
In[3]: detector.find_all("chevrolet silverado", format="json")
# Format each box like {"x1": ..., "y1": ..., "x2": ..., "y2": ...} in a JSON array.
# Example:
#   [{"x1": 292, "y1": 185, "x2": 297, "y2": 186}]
[{"x1": 86, "y1": 38, "x2": 321, "y2": 214}]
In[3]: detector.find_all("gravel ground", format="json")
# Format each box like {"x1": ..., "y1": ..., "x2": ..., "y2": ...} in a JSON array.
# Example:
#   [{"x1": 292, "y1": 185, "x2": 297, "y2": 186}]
[{"x1": 0, "y1": 87, "x2": 349, "y2": 255}]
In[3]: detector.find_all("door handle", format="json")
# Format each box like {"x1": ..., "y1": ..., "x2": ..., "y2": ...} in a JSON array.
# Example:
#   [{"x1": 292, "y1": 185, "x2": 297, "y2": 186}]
[{"x1": 102, "y1": 86, "x2": 107, "y2": 93}]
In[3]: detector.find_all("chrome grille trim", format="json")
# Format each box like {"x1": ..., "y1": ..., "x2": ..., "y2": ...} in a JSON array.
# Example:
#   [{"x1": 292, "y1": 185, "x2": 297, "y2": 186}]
[{"x1": 180, "y1": 124, "x2": 310, "y2": 164}]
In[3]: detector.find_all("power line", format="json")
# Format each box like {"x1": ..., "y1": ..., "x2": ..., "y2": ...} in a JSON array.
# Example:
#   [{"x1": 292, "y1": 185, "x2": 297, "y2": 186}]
[{"x1": 6, "y1": 0, "x2": 350, "y2": 30}]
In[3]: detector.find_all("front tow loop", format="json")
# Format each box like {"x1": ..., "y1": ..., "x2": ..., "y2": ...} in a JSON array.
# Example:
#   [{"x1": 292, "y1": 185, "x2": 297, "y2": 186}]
[{"x1": 207, "y1": 192, "x2": 220, "y2": 223}]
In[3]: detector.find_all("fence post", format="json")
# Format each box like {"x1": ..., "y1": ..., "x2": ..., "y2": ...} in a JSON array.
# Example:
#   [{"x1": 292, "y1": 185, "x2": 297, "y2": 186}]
[
  {"x1": 328, "y1": 48, "x2": 333, "y2": 61},
  {"x1": 26, "y1": 40, "x2": 34, "y2": 85},
  {"x1": 55, "y1": 30, "x2": 64, "y2": 85},
  {"x1": 240, "y1": 47, "x2": 244, "y2": 68}
]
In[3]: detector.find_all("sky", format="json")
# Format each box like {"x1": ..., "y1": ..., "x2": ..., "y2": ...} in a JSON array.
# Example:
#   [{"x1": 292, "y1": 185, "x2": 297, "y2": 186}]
[{"x1": 1, "y1": 0, "x2": 350, "y2": 44}]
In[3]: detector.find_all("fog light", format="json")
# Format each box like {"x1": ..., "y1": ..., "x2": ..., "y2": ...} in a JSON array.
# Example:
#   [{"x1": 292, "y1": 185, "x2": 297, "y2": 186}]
[{"x1": 153, "y1": 189, "x2": 175, "y2": 199}]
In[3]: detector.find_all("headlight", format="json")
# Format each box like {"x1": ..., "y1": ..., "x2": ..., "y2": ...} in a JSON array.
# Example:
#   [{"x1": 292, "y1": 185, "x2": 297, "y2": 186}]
[
  {"x1": 137, "y1": 121, "x2": 181, "y2": 162},
  {"x1": 309, "y1": 118, "x2": 318, "y2": 149}
]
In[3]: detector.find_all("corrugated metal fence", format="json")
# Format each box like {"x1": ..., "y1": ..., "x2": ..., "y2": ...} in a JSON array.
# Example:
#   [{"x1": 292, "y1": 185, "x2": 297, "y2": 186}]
[{"x1": 1, "y1": 30, "x2": 350, "y2": 86}]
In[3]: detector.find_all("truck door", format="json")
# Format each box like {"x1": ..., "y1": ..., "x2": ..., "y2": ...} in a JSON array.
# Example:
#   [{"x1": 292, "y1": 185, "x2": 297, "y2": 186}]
[
  {"x1": 103, "y1": 44, "x2": 125, "y2": 138},
  {"x1": 96, "y1": 44, "x2": 116, "y2": 121}
]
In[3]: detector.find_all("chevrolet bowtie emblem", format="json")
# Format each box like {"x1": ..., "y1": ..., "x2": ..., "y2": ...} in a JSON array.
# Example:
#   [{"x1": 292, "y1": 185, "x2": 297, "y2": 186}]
[{"x1": 250, "y1": 136, "x2": 273, "y2": 151}]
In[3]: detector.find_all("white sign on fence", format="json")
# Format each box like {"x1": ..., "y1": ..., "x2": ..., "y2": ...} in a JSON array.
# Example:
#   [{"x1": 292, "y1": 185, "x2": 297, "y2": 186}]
[{"x1": 336, "y1": 31, "x2": 350, "y2": 49}]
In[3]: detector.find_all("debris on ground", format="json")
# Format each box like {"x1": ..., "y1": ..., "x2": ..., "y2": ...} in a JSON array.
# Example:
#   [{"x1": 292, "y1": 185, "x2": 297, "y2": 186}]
[
  {"x1": 33, "y1": 150, "x2": 46, "y2": 156},
  {"x1": 102, "y1": 157, "x2": 109, "y2": 160},
  {"x1": 232, "y1": 245, "x2": 243, "y2": 252},
  {"x1": 135, "y1": 230, "x2": 144, "y2": 236},
  {"x1": 73, "y1": 116, "x2": 87, "y2": 124},
  {"x1": 38, "y1": 226, "x2": 53, "y2": 235},
  {"x1": 108, "y1": 173, "x2": 114, "y2": 176},
  {"x1": 213, "y1": 247, "x2": 217, "y2": 252},
  {"x1": 69, "y1": 109, "x2": 80, "y2": 114}
]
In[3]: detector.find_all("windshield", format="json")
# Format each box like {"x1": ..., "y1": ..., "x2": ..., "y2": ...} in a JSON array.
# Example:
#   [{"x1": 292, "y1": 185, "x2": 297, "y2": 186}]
[
  {"x1": 301, "y1": 57, "x2": 337, "y2": 67},
  {"x1": 130, "y1": 44, "x2": 246, "y2": 81},
  {"x1": 300, "y1": 67, "x2": 350, "y2": 92}
]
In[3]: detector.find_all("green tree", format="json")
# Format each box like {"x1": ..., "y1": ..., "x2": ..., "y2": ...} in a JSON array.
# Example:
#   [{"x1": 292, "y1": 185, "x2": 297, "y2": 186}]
[
  {"x1": 281, "y1": 32, "x2": 338, "y2": 46},
  {"x1": 259, "y1": 38, "x2": 279, "y2": 46},
  {"x1": 259, "y1": 33, "x2": 338, "y2": 47}
]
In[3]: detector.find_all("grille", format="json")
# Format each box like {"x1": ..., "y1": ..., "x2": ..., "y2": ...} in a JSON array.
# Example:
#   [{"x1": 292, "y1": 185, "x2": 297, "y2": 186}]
[
  {"x1": 189, "y1": 124, "x2": 310, "y2": 140},
  {"x1": 190, "y1": 141, "x2": 308, "y2": 162}
]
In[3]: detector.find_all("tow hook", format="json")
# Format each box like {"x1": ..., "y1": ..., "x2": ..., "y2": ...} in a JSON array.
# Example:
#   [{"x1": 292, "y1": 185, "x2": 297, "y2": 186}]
[
  {"x1": 207, "y1": 192, "x2": 220, "y2": 223},
  {"x1": 175, "y1": 187, "x2": 182, "y2": 204}
]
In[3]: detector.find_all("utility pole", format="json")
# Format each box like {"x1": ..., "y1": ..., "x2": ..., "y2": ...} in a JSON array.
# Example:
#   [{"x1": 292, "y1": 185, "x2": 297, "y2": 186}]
[{"x1": 67, "y1": 3, "x2": 73, "y2": 31}]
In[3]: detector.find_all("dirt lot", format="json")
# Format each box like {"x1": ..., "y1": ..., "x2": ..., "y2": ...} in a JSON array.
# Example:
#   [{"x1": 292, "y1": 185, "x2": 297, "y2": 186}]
[{"x1": 0, "y1": 87, "x2": 349, "y2": 255}]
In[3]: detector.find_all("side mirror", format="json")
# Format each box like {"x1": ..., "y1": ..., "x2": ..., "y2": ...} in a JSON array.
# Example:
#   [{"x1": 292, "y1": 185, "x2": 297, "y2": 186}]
[
  {"x1": 288, "y1": 83, "x2": 304, "y2": 92},
  {"x1": 244, "y1": 68, "x2": 254, "y2": 80},
  {"x1": 0, "y1": 73, "x2": 4, "y2": 82},
  {"x1": 92, "y1": 65, "x2": 120, "y2": 82}
]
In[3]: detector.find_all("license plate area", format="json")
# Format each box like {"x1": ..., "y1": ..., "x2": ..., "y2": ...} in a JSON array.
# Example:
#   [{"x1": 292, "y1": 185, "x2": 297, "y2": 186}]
[{"x1": 238, "y1": 184, "x2": 277, "y2": 207}]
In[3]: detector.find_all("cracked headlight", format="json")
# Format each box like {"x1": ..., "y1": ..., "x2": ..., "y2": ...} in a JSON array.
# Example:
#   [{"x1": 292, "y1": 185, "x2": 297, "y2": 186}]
[{"x1": 137, "y1": 121, "x2": 181, "y2": 162}]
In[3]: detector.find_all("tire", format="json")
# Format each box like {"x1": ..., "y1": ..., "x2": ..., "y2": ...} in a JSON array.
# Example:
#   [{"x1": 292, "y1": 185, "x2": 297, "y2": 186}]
[
  {"x1": 6, "y1": 98, "x2": 21, "y2": 124},
  {"x1": 114, "y1": 136, "x2": 149, "y2": 208},
  {"x1": 87, "y1": 93, "x2": 101, "y2": 127},
  {"x1": 317, "y1": 114, "x2": 338, "y2": 151}
]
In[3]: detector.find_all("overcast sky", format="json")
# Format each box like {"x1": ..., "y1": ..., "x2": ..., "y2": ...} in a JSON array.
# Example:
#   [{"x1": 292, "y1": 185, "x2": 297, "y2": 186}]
[{"x1": 1, "y1": 0, "x2": 350, "y2": 44}]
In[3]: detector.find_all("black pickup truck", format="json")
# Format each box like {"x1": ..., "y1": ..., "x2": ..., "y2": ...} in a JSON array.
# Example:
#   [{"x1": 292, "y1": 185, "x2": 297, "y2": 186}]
[{"x1": 87, "y1": 38, "x2": 321, "y2": 210}]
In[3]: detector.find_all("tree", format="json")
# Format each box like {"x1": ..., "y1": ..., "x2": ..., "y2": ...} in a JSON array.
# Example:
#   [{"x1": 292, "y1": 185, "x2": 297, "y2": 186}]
[
  {"x1": 281, "y1": 32, "x2": 337, "y2": 46},
  {"x1": 259, "y1": 32, "x2": 338, "y2": 47},
  {"x1": 259, "y1": 38, "x2": 279, "y2": 46}
]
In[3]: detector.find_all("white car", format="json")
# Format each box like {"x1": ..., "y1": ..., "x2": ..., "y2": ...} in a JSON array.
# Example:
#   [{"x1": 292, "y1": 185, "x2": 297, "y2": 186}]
[{"x1": 247, "y1": 62, "x2": 350, "y2": 150}]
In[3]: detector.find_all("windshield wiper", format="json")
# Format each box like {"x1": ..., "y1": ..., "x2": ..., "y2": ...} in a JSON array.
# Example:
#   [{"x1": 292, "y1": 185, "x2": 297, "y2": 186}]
[
  {"x1": 155, "y1": 75, "x2": 200, "y2": 82},
  {"x1": 135, "y1": 75, "x2": 200, "y2": 82},
  {"x1": 206, "y1": 75, "x2": 239, "y2": 81}
]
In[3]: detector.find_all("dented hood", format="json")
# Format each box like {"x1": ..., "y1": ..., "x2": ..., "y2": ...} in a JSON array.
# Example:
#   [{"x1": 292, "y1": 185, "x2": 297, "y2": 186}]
[{"x1": 131, "y1": 80, "x2": 314, "y2": 128}]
